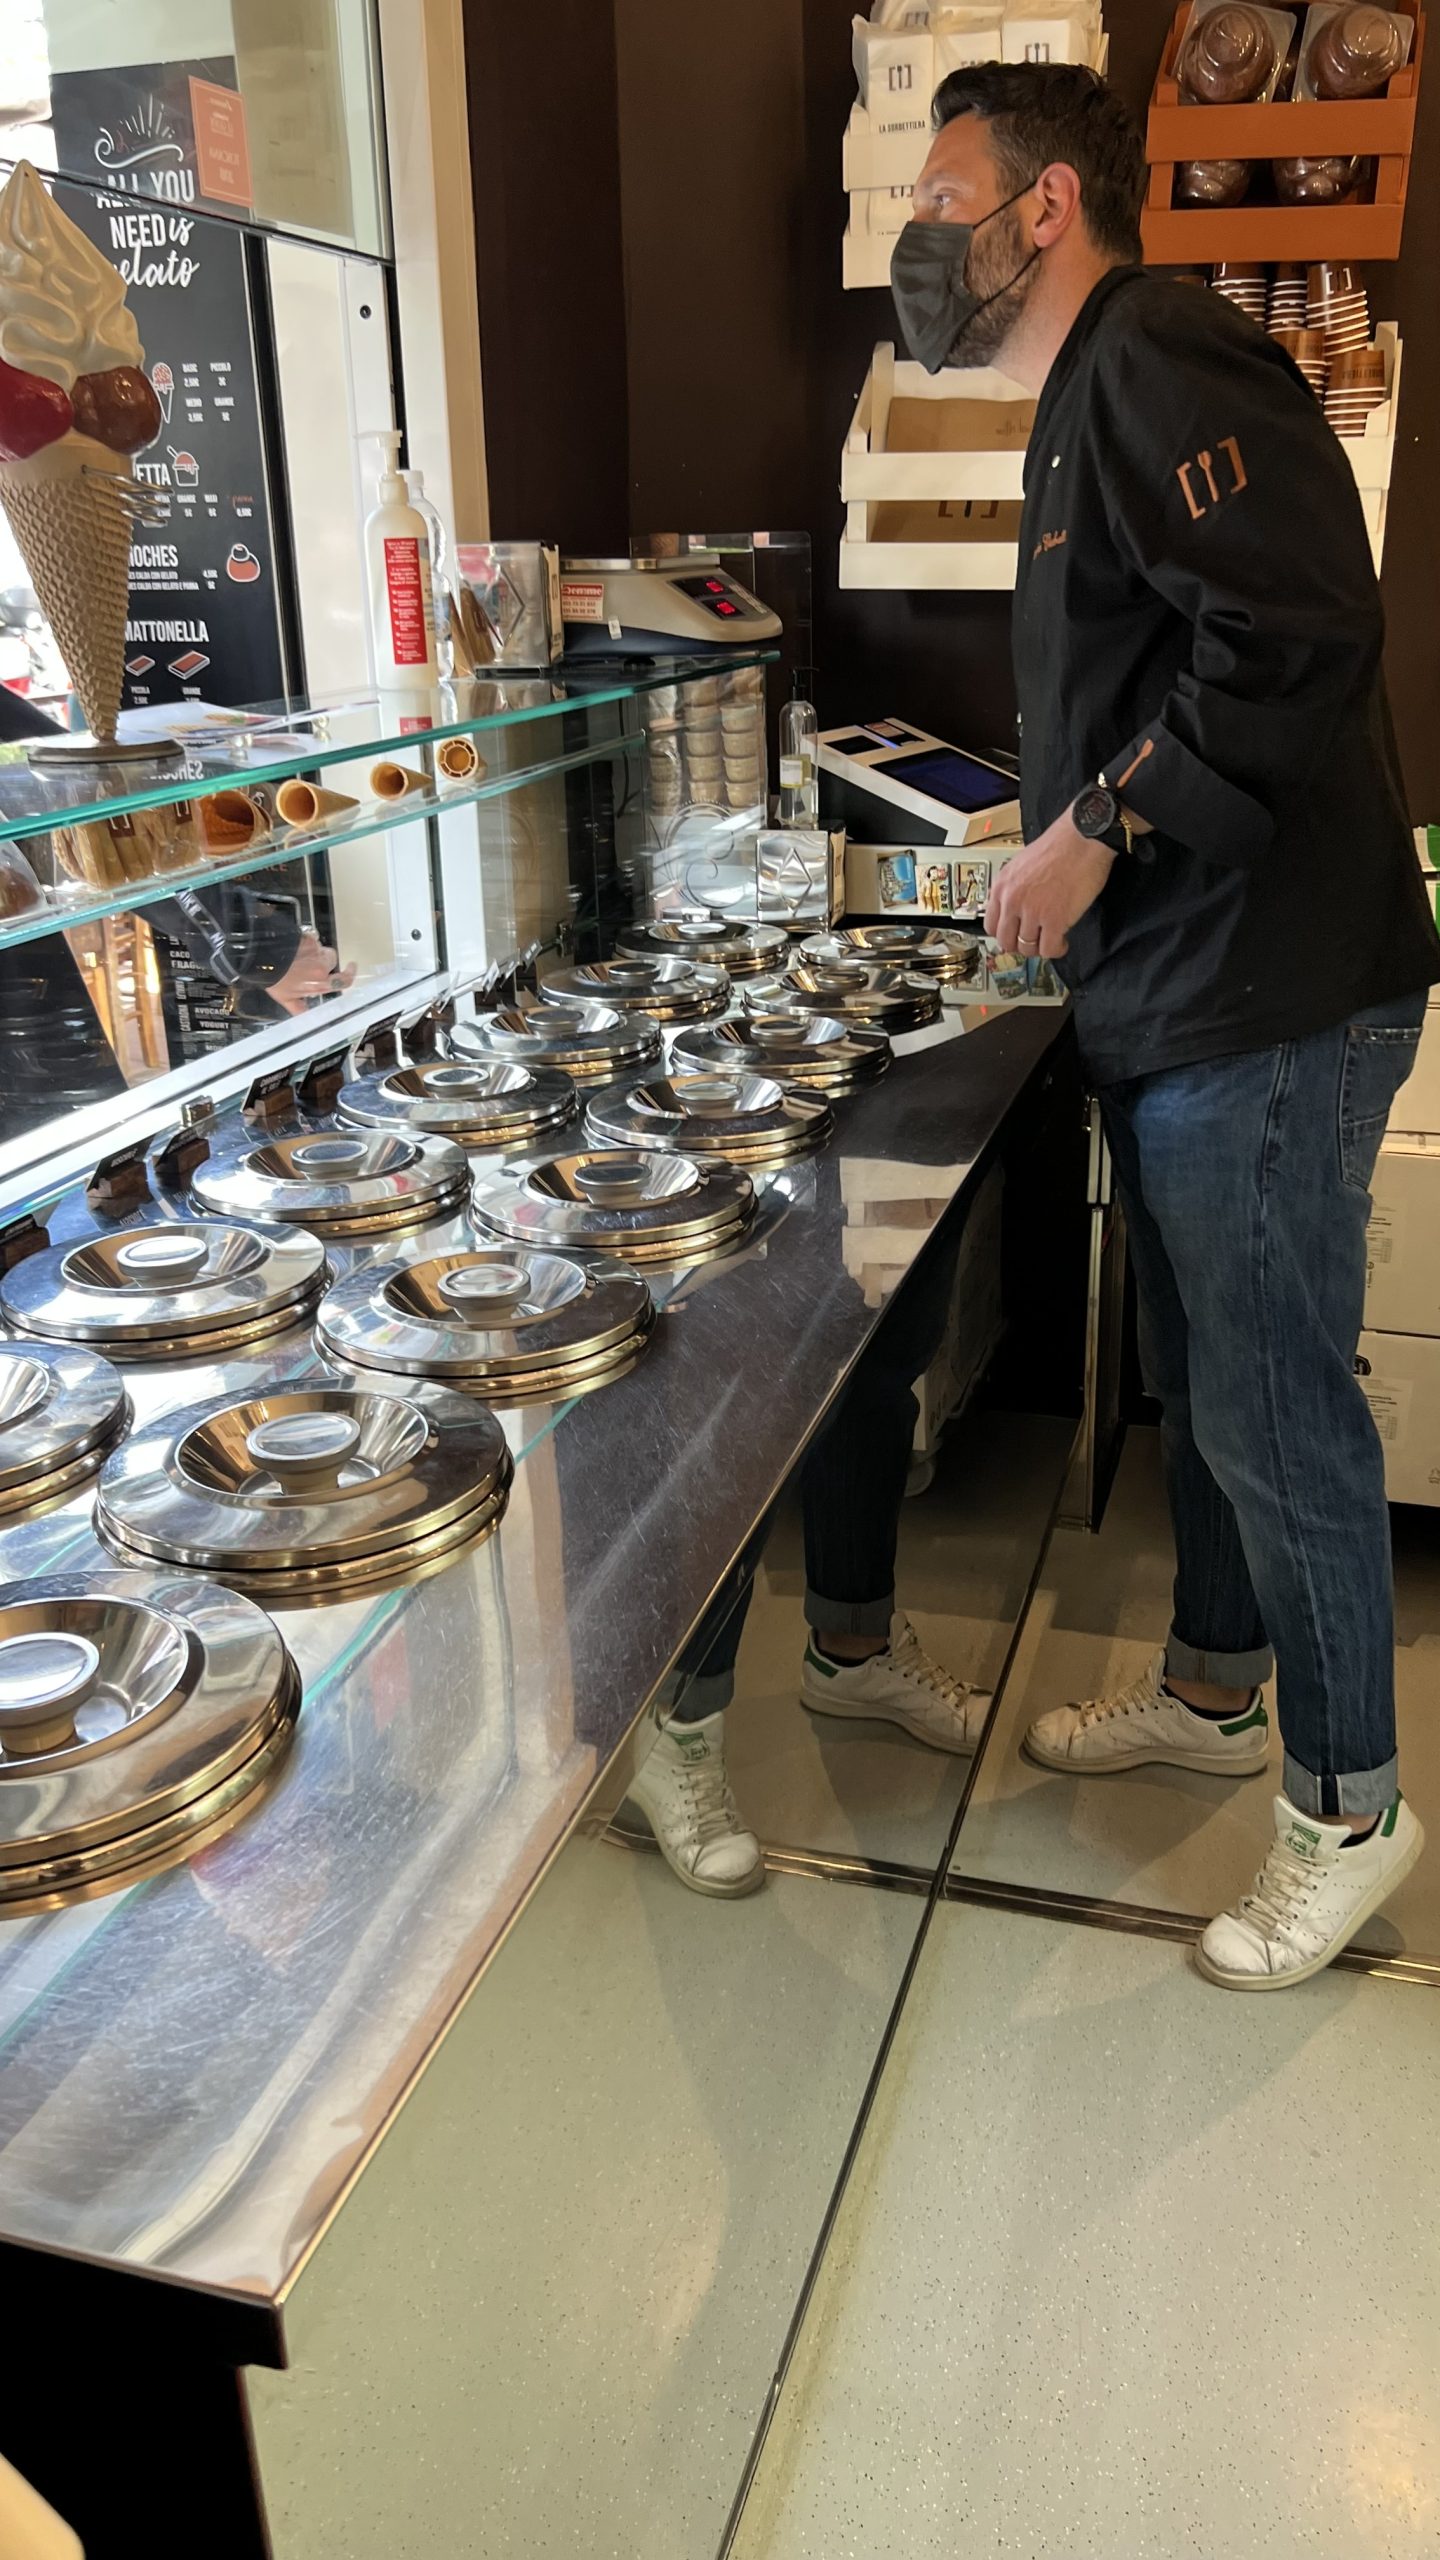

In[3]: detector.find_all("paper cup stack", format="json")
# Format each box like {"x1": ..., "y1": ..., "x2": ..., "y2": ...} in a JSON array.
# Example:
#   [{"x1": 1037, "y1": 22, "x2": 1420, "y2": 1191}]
[
  {"x1": 1267, "y1": 264, "x2": 1308, "y2": 334},
  {"x1": 1209, "y1": 262, "x2": 1267, "y2": 324},
  {"x1": 1273, "y1": 327, "x2": 1330, "y2": 400},
  {"x1": 1307, "y1": 261, "x2": 1371, "y2": 362},
  {"x1": 1325, "y1": 345, "x2": 1387, "y2": 438}
]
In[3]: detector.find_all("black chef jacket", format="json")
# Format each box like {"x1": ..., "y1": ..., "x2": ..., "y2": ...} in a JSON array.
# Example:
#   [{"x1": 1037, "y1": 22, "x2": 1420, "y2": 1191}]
[{"x1": 1014, "y1": 265, "x2": 1439, "y2": 1086}]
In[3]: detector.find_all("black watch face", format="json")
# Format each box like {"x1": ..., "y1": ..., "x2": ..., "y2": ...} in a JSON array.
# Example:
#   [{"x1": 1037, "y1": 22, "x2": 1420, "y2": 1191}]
[{"x1": 1073, "y1": 785, "x2": 1116, "y2": 840}]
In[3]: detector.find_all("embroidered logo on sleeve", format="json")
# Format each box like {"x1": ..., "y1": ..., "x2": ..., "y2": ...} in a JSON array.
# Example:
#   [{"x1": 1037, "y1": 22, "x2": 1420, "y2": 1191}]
[
  {"x1": 1175, "y1": 435, "x2": 1248, "y2": 522},
  {"x1": 1031, "y1": 527, "x2": 1068, "y2": 561}
]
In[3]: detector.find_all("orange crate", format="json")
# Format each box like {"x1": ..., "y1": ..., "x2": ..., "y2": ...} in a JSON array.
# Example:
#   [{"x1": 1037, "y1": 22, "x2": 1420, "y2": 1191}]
[{"x1": 1140, "y1": 0, "x2": 1425, "y2": 263}]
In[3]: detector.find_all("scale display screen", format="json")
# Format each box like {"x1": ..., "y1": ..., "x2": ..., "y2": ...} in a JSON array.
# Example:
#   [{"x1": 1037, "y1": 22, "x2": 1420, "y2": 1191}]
[
  {"x1": 884, "y1": 747, "x2": 1016, "y2": 813},
  {"x1": 677, "y1": 574, "x2": 748, "y2": 621}
]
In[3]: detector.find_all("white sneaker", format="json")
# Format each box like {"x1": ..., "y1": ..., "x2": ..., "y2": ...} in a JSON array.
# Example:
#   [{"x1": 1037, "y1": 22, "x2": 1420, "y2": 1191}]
[
  {"x1": 1023, "y1": 1649, "x2": 1270, "y2": 1778},
  {"x1": 800, "y1": 1613, "x2": 988, "y2": 1755},
  {"x1": 625, "y1": 1711, "x2": 764, "y2": 1899},
  {"x1": 1197, "y1": 1793, "x2": 1424, "y2": 1990}
]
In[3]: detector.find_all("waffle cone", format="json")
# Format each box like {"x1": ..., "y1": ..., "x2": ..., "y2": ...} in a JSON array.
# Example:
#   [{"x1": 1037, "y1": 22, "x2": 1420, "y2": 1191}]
[{"x1": 0, "y1": 453, "x2": 134, "y2": 740}]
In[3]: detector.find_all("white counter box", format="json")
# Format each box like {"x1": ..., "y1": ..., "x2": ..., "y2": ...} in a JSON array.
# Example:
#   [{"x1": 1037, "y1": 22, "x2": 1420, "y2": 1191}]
[
  {"x1": 843, "y1": 100, "x2": 932, "y2": 192},
  {"x1": 852, "y1": 18, "x2": 935, "y2": 130},
  {"x1": 840, "y1": 340, "x2": 1034, "y2": 591},
  {"x1": 1385, "y1": 992, "x2": 1440, "y2": 1140},
  {"x1": 1358, "y1": 1329, "x2": 1440, "y2": 1507},
  {"x1": 1364, "y1": 1134, "x2": 1440, "y2": 1336}
]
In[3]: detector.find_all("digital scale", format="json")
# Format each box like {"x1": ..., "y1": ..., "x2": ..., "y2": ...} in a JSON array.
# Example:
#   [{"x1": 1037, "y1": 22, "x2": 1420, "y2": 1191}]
[
  {"x1": 818, "y1": 717, "x2": 1020, "y2": 846},
  {"x1": 559, "y1": 553, "x2": 782, "y2": 656}
]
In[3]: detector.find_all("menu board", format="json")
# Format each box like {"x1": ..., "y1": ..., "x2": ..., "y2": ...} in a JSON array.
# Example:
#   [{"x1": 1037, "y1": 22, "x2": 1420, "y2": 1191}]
[
  {"x1": 49, "y1": 57, "x2": 253, "y2": 216},
  {"x1": 56, "y1": 180, "x2": 287, "y2": 714}
]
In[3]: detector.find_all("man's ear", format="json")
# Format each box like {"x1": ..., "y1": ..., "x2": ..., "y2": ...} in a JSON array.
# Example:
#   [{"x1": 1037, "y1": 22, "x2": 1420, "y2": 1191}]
[{"x1": 1031, "y1": 160, "x2": 1084, "y2": 247}]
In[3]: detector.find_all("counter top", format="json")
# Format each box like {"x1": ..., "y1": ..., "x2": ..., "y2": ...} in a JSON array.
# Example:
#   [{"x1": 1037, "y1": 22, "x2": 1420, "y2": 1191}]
[{"x1": 0, "y1": 1001, "x2": 1067, "y2": 2353}]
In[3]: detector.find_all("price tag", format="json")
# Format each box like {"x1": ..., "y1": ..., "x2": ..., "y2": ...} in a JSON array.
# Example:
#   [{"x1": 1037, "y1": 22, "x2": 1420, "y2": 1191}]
[
  {"x1": 154, "y1": 1124, "x2": 211, "y2": 1193},
  {"x1": 86, "y1": 1140, "x2": 152, "y2": 1215},
  {"x1": 352, "y1": 1011, "x2": 402, "y2": 1073},
  {"x1": 296, "y1": 1044, "x2": 353, "y2": 1115},
  {"x1": 0, "y1": 1213, "x2": 50, "y2": 1275},
  {"x1": 241, "y1": 1066, "x2": 297, "y2": 1121}
]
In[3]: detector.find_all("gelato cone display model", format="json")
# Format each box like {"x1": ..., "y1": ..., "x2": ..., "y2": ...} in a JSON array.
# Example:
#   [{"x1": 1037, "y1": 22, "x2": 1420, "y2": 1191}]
[
  {"x1": 744, "y1": 961, "x2": 941, "y2": 1033},
  {"x1": 0, "y1": 1341, "x2": 130, "y2": 1516},
  {"x1": 319, "y1": 1247, "x2": 654, "y2": 1401},
  {"x1": 585, "y1": 1072, "x2": 832, "y2": 1170},
  {"x1": 671, "y1": 1013, "x2": 891, "y2": 1096},
  {"x1": 0, "y1": 1219, "x2": 326, "y2": 1361},
  {"x1": 0, "y1": 1572, "x2": 301, "y2": 1913},
  {"x1": 337, "y1": 1059, "x2": 578, "y2": 1154},
  {"x1": 447, "y1": 995, "x2": 662, "y2": 1088},
  {"x1": 97, "y1": 1385, "x2": 512, "y2": 1598},
  {"x1": 542, "y1": 958, "x2": 730, "y2": 1025},
  {"x1": 0, "y1": 164, "x2": 169, "y2": 762},
  {"x1": 476, "y1": 1149, "x2": 755, "y2": 1267},
  {"x1": 191, "y1": 1129, "x2": 470, "y2": 1239},
  {"x1": 615, "y1": 918, "x2": 788, "y2": 979},
  {"x1": 801, "y1": 925, "x2": 980, "y2": 983}
]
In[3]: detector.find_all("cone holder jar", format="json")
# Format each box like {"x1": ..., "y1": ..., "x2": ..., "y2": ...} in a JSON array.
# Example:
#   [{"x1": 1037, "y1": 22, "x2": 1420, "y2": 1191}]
[{"x1": 1141, "y1": 0, "x2": 1426, "y2": 262}]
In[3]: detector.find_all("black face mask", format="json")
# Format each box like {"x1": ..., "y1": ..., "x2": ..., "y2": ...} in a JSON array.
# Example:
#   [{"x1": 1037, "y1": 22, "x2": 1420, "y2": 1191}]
[{"x1": 890, "y1": 187, "x2": 1037, "y2": 373}]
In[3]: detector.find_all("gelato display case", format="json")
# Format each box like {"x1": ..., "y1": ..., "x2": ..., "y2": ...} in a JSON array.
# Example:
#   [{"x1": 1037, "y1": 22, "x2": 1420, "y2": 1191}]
[{"x1": 0, "y1": 662, "x2": 1083, "y2": 2560}]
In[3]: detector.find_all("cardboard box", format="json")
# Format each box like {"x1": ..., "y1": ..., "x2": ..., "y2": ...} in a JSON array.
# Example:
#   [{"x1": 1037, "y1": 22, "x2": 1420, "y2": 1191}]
[
  {"x1": 841, "y1": 341, "x2": 1033, "y2": 587},
  {"x1": 1357, "y1": 1328, "x2": 1440, "y2": 1507},
  {"x1": 1386, "y1": 996, "x2": 1440, "y2": 1139},
  {"x1": 851, "y1": 182, "x2": 918, "y2": 238},
  {"x1": 843, "y1": 100, "x2": 931, "y2": 193},
  {"x1": 852, "y1": 19, "x2": 935, "y2": 132},
  {"x1": 1365, "y1": 1137, "x2": 1440, "y2": 1335}
]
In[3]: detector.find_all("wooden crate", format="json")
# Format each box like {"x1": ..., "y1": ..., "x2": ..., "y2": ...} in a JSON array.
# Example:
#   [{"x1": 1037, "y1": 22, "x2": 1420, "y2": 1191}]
[
  {"x1": 1141, "y1": 0, "x2": 1425, "y2": 263},
  {"x1": 839, "y1": 341, "x2": 1034, "y2": 592}
]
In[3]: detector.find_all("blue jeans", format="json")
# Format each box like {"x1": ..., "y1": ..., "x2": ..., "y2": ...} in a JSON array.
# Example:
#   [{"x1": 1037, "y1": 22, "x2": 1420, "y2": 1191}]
[{"x1": 1101, "y1": 992, "x2": 1426, "y2": 1819}]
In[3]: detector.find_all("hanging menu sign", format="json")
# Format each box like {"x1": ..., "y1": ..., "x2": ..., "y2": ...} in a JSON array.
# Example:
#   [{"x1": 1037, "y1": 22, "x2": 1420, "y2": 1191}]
[
  {"x1": 49, "y1": 57, "x2": 253, "y2": 215},
  {"x1": 55, "y1": 179, "x2": 286, "y2": 713}
]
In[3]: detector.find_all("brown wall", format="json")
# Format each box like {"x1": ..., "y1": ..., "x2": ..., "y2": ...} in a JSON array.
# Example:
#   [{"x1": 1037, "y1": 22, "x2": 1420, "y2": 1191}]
[{"x1": 464, "y1": 0, "x2": 1440, "y2": 811}]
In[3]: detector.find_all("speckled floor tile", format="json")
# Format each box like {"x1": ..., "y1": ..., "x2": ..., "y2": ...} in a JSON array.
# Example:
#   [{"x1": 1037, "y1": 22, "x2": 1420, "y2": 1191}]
[
  {"x1": 248, "y1": 1826, "x2": 921, "y2": 2560},
  {"x1": 732, "y1": 1900, "x2": 1440, "y2": 2560},
  {"x1": 953, "y1": 1429, "x2": 1440, "y2": 1959},
  {"x1": 724, "y1": 1409, "x2": 1073, "y2": 1868}
]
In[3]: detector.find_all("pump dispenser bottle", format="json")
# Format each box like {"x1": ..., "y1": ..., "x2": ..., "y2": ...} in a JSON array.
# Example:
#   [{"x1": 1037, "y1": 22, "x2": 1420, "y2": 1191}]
[{"x1": 364, "y1": 431, "x2": 438, "y2": 685}]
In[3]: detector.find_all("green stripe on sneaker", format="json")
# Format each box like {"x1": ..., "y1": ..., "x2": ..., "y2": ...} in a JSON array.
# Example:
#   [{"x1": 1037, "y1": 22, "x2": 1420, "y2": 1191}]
[
  {"x1": 804, "y1": 1644, "x2": 837, "y2": 1681},
  {"x1": 1382, "y1": 1798, "x2": 1400, "y2": 1837},
  {"x1": 1217, "y1": 1703, "x2": 1268, "y2": 1737}
]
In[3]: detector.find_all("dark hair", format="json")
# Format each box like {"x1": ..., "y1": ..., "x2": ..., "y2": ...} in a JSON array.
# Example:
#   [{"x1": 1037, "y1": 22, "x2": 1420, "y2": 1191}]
[{"x1": 932, "y1": 62, "x2": 1146, "y2": 263}]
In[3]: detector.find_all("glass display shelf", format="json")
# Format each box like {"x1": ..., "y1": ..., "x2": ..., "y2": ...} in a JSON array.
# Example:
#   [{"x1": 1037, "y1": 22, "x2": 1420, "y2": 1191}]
[{"x1": 0, "y1": 655, "x2": 777, "y2": 848}]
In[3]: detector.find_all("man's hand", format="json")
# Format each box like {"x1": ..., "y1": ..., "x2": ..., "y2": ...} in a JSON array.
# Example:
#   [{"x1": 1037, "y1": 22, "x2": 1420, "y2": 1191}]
[
  {"x1": 985, "y1": 808, "x2": 1115, "y2": 960},
  {"x1": 270, "y1": 930, "x2": 356, "y2": 1015}
]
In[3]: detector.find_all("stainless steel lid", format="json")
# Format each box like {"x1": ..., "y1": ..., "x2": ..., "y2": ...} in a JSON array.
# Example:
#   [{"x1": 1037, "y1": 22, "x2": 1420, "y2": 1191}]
[
  {"x1": 743, "y1": 962, "x2": 941, "y2": 1032},
  {"x1": 98, "y1": 1383, "x2": 512, "y2": 1597},
  {"x1": 615, "y1": 918, "x2": 787, "y2": 978},
  {"x1": 542, "y1": 958, "x2": 731, "y2": 1024},
  {"x1": 671, "y1": 1014, "x2": 891, "y2": 1094},
  {"x1": 0, "y1": 1218, "x2": 327, "y2": 1357},
  {"x1": 446, "y1": 995, "x2": 662, "y2": 1087},
  {"x1": 801, "y1": 924, "x2": 981, "y2": 982},
  {"x1": 0, "y1": 1571, "x2": 300, "y2": 1912},
  {"x1": 475, "y1": 1148, "x2": 755, "y2": 1266},
  {"x1": 0, "y1": 1342, "x2": 131, "y2": 1514},
  {"x1": 336, "y1": 1058, "x2": 578, "y2": 1152},
  {"x1": 191, "y1": 1127, "x2": 471, "y2": 1236},
  {"x1": 584, "y1": 1072, "x2": 832, "y2": 1167},
  {"x1": 318, "y1": 1246, "x2": 653, "y2": 1399}
]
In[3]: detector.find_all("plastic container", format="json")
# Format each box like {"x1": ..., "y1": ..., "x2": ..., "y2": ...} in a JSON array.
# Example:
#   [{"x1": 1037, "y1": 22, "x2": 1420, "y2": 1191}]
[{"x1": 363, "y1": 432, "x2": 438, "y2": 687}]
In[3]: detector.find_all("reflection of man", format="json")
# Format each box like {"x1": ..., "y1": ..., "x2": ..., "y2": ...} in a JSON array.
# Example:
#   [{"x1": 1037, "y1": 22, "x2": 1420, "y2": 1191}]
[{"x1": 896, "y1": 63, "x2": 1440, "y2": 1989}]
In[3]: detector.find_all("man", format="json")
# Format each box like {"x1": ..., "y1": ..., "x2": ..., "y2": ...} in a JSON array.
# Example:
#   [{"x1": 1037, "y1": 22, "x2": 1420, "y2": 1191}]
[
  {"x1": 627, "y1": 1221, "x2": 985, "y2": 1897},
  {"x1": 891, "y1": 62, "x2": 1439, "y2": 1989}
]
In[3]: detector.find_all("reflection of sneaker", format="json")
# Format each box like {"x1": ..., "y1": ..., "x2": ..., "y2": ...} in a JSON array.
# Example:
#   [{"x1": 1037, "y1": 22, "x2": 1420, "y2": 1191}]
[
  {"x1": 1024, "y1": 1649, "x2": 1270, "y2": 1778},
  {"x1": 625, "y1": 1712, "x2": 764, "y2": 1899},
  {"x1": 800, "y1": 1613, "x2": 988, "y2": 1755},
  {"x1": 1198, "y1": 1794, "x2": 1424, "y2": 1991}
]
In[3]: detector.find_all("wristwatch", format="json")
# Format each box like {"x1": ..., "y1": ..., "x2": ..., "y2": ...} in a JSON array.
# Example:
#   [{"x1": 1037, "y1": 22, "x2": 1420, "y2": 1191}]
[{"x1": 1070, "y1": 782, "x2": 1133, "y2": 857}]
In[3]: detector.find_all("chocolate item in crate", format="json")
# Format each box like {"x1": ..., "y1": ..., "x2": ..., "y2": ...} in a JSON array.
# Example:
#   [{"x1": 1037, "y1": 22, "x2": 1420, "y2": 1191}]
[
  {"x1": 1305, "y1": 2, "x2": 1412, "y2": 97},
  {"x1": 1178, "y1": 158, "x2": 1253, "y2": 204},
  {"x1": 0, "y1": 842, "x2": 44, "y2": 918},
  {"x1": 1177, "y1": 2, "x2": 1291, "y2": 102},
  {"x1": 1273, "y1": 152, "x2": 1366, "y2": 201}
]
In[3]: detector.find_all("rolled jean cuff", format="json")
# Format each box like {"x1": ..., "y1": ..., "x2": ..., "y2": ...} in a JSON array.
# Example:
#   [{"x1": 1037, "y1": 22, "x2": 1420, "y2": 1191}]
[
  {"x1": 1166, "y1": 1630, "x2": 1274, "y2": 1689},
  {"x1": 668, "y1": 1668, "x2": 734, "y2": 1725},
  {"x1": 805, "y1": 1586, "x2": 894, "y2": 1641},
  {"x1": 1282, "y1": 1750, "x2": 1399, "y2": 1822}
]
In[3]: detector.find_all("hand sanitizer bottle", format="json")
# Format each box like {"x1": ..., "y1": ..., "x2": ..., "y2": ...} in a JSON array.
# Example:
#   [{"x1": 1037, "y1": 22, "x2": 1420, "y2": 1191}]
[
  {"x1": 364, "y1": 431, "x2": 438, "y2": 686},
  {"x1": 406, "y1": 469, "x2": 454, "y2": 679}
]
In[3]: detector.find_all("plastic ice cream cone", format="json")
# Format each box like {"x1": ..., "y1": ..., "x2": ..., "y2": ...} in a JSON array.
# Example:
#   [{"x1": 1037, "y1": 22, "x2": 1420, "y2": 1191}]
[
  {"x1": 0, "y1": 439, "x2": 140, "y2": 744},
  {"x1": 369, "y1": 759, "x2": 430, "y2": 801},
  {"x1": 276, "y1": 779, "x2": 360, "y2": 826}
]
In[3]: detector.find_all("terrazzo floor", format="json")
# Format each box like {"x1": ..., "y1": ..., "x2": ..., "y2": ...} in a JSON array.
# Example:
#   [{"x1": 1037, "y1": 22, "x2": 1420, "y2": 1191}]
[{"x1": 728, "y1": 1429, "x2": 1440, "y2": 2560}]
